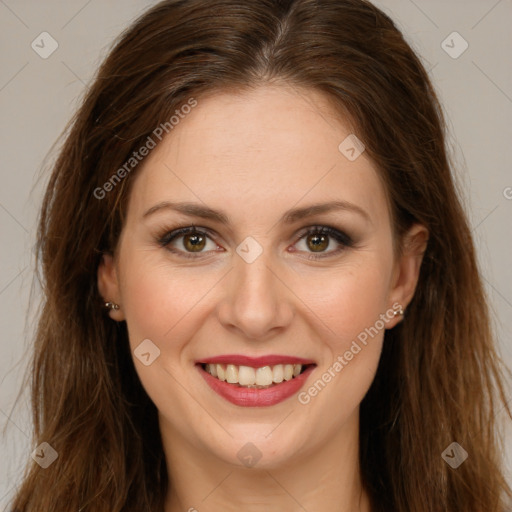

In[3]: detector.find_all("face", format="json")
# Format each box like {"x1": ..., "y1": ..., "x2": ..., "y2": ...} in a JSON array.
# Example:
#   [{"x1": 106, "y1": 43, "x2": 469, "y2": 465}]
[{"x1": 98, "y1": 84, "x2": 426, "y2": 470}]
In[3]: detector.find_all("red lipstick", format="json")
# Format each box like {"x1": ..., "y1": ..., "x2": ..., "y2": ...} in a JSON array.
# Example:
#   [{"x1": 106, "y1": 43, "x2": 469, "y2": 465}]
[
  {"x1": 196, "y1": 356, "x2": 316, "y2": 407},
  {"x1": 195, "y1": 354, "x2": 315, "y2": 367}
]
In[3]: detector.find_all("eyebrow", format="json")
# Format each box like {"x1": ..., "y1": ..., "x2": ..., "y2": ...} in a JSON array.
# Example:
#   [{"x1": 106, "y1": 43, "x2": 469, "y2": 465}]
[{"x1": 143, "y1": 200, "x2": 371, "y2": 225}]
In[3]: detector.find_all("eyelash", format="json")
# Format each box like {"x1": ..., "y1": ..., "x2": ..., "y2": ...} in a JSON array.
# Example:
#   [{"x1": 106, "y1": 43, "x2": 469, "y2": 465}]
[{"x1": 156, "y1": 224, "x2": 354, "y2": 261}]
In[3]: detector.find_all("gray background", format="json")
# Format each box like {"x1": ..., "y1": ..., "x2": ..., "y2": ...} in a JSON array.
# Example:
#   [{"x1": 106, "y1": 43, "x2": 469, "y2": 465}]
[{"x1": 0, "y1": 0, "x2": 511, "y2": 507}]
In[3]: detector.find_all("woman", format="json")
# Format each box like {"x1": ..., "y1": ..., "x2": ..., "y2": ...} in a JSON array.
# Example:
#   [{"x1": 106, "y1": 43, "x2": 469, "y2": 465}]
[{"x1": 9, "y1": 0, "x2": 511, "y2": 511}]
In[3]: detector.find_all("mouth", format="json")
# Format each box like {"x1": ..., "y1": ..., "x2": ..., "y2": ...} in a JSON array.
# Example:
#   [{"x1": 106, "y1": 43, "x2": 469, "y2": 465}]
[
  {"x1": 196, "y1": 357, "x2": 317, "y2": 407},
  {"x1": 200, "y1": 362, "x2": 314, "y2": 389}
]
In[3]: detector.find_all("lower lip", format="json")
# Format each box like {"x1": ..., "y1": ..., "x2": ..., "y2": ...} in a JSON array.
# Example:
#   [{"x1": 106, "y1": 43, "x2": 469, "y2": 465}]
[{"x1": 198, "y1": 364, "x2": 316, "y2": 407}]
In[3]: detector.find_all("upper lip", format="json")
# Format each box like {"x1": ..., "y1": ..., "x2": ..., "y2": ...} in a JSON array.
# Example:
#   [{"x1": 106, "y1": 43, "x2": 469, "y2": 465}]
[{"x1": 196, "y1": 355, "x2": 316, "y2": 367}]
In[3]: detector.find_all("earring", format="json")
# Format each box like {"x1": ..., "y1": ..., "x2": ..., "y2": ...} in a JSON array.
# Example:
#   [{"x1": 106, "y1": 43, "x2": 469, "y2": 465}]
[
  {"x1": 393, "y1": 307, "x2": 404, "y2": 317},
  {"x1": 104, "y1": 301, "x2": 120, "y2": 311}
]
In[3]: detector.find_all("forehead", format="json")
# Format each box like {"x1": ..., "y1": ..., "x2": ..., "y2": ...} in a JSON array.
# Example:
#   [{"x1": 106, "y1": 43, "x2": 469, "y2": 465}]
[{"x1": 126, "y1": 85, "x2": 389, "y2": 229}]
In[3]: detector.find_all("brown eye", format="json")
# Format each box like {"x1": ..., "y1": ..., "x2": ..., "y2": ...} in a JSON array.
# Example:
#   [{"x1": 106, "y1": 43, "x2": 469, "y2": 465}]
[
  {"x1": 158, "y1": 226, "x2": 218, "y2": 258},
  {"x1": 182, "y1": 233, "x2": 206, "y2": 252},
  {"x1": 306, "y1": 233, "x2": 329, "y2": 252},
  {"x1": 293, "y1": 226, "x2": 354, "y2": 260}
]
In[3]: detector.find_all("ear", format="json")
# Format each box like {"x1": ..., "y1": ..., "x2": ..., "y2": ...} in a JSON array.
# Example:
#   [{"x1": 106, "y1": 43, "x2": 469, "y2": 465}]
[
  {"x1": 386, "y1": 223, "x2": 429, "y2": 328},
  {"x1": 97, "y1": 253, "x2": 125, "y2": 321}
]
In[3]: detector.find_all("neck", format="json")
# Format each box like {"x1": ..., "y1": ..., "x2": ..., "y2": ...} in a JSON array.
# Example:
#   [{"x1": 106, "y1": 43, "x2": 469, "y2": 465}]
[{"x1": 161, "y1": 410, "x2": 372, "y2": 512}]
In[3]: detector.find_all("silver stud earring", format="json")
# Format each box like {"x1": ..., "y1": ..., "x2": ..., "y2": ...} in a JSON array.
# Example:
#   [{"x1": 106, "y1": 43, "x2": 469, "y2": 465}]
[
  {"x1": 393, "y1": 307, "x2": 404, "y2": 317},
  {"x1": 104, "y1": 301, "x2": 120, "y2": 311}
]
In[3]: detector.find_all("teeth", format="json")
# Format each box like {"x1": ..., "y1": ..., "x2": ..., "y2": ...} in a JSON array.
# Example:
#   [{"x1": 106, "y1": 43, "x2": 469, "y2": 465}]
[
  {"x1": 216, "y1": 364, "x2": 226, "y2": 381},
  {"x1": 209, "y1": 363, "x2": 217, "y2": 378},
  {"x1": 238, "y1": 366, "x2": 256, "y2": 386},
  {"x1": 256, "y1": 366, "x2": 273, "y2": 386},
  {"x1": 225, "y1": 364, "x2": 238, "y2": 384},
  {"x1": 204, "y1": 363, "x2": 306, "y2": 387},
  {"x1": 272, "y1": 364, "x2": 284, "y2": 383}
]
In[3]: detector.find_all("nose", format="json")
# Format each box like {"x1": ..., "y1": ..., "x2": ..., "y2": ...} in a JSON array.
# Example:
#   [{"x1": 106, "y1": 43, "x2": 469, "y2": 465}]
[{"x1": 216, "y1": 249, "x2": 294, "y2": 341}]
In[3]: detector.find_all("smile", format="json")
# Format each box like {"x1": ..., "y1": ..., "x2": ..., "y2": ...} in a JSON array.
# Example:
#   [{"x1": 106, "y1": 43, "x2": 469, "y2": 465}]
[
  {"x1": 196, "y1": 355, "x2": 316, "y2": 407},
  {"x1": 203, "y1": 363, "x2": 306, "y2": 388}
]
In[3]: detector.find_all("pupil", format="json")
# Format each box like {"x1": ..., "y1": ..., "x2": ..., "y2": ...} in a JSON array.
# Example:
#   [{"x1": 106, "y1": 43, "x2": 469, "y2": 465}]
[
  {"x1": 185, "y1": 233, "x2": 205, "y2": 251},
  {"x1": 309, "y1": 234, "x2": 328, "y2": 252}
]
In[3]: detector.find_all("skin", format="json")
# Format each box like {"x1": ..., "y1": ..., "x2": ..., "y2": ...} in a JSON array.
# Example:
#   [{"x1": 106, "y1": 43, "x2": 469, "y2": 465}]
[{"x1": 98, "y1": 84, "x2": 428, "y2": 512}]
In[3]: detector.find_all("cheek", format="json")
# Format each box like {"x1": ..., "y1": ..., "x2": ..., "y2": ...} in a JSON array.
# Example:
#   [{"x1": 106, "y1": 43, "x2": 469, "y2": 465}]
[
  {"x1": 117, "y1": 251, "x2": 205, "y2": 352},
  {"x1": 117, "y1": 255, "x2": 216, "y2": 416},
  {"x1": 304, "y1": 261, "x2": 392, "y2": 345},
  {"x1": 119, "y1": 241, "x2": 393, "y2": 349},
  {"x1": 296, "y1": 257, "x2": 392, "y2": 405}
]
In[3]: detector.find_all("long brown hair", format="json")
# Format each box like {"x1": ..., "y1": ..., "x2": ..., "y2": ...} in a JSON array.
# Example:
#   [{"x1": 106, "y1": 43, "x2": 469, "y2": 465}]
[{"x1": 8, "y1": 0, "x2": 511, "y2": 510}]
